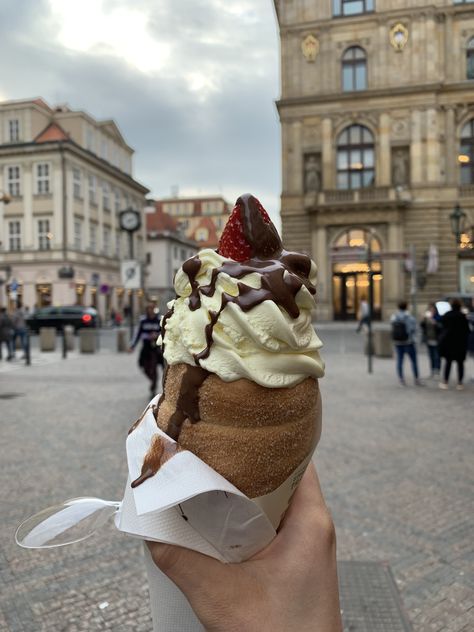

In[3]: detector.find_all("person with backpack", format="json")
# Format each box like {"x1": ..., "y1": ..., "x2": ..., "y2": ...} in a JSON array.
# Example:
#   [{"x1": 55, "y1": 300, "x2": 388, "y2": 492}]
[{"x1": 390, "y1": 300, "x2": 423, "y2": 386}]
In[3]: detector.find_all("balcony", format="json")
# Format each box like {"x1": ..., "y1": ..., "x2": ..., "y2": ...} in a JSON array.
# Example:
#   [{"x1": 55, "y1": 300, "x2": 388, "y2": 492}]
[{"x1": 306, "y1": 186, "x2": 411, "y2": 211}]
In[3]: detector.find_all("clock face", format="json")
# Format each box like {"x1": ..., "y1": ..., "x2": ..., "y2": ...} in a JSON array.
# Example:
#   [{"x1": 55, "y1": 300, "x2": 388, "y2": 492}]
[{"x1": 120, "y1": 210, "x2": 140, "y2": 232}]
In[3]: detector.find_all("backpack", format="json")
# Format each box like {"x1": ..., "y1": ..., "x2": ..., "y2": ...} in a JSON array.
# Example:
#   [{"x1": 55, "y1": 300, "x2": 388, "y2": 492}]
[{"x1": 392, "y1": 319, "x2": 409, "y2": 342}]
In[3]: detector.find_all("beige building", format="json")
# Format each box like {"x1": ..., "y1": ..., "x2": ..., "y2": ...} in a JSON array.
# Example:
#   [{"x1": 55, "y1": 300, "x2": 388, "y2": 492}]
[
  {"x1": 0, "y1": 97, "x2": 149, "y2": 318},
  {"x1": 153, "y1": 196, "x2": 232, "y2": 249},
  {"x1": 274, "y1": 0, "x2": 474, "y2": 320}
]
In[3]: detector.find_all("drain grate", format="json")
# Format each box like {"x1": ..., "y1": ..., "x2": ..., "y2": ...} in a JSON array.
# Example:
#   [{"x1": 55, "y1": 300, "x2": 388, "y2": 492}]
[
  {"x1": 338, "y1": 561, "x2": 412, "y2": 631},
  {"x1": 0, "y1": 392, "x2": 24, "y2": 400}
]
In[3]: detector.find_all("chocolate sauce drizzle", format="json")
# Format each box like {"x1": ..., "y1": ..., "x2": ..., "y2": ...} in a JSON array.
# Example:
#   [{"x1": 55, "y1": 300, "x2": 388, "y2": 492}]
[
  {"x1": 131, "y1": 434, "x2": 182, "y2": 488},
  {"x1": 130, "y1": 193, "x2": 316, "y2": 488}
]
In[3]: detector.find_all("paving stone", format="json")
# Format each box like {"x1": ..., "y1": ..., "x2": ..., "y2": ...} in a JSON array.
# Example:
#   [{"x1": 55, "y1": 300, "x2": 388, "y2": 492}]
[{"x1": 0, "y1": 327, "x2": 472, "y2": 631}]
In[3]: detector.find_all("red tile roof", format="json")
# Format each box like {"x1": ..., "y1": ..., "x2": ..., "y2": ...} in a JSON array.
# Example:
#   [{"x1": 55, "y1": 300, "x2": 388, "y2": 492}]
[
  {"x1": 190, "y1": 216, "x2": 219, "y2": 249},
  {"x1": 146, "y1": 207, "x2": 179, "y2": 233},
  {"x1": 34, "y1": 122, "x2": 70, "y2": 143}
]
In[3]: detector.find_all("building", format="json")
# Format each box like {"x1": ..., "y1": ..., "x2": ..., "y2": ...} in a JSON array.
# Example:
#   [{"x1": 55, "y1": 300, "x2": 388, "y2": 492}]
[
  {"x1": 0, "y1": 97, "x2": 149, "y2": 318},
  {"x1": 274, "y1": 0, "x2": 474, "y2": 320},
  {"x1": 152, "y1": 196, "x2": 232, "y2": 249},
  {"x1": 145, "y1": 207, "x2": 198, "y2": 307}
]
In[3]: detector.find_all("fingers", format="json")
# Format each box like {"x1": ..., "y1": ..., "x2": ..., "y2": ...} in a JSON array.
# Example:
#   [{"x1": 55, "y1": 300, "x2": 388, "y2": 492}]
[{"x1": 146, "y1": 541, "x2": 230, "y2": 596}]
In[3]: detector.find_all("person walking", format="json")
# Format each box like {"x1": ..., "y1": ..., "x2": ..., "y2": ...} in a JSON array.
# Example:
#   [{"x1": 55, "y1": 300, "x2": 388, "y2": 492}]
[
  {"x1": 438, "y1": 298, "x2": 470, "y2": 390},
  {"x1": 12, "y1": 302, "x2": 28, "y2": 359},
  {"x1": 0, "y1": 307, "x2": 14, "y2": 360},
  {"x1": 390, "y1": 300, "x2": 422, "y2": 386},
  {"x1": 420, "y1": 303, "x2": 441, "y2": 377},
  {"x1": 356, "y1": 296, "x2": 370, "y2": 333},
  {"x1": 129, "y1": 302, "x2": 164, "y2": 397}
]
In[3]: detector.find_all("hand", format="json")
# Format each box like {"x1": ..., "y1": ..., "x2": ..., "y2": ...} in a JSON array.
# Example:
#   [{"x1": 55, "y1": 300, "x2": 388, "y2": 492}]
[
  {"x1": 147, "y1": 463, "x2": 342, "y2": 632},
  {"x1": 127, "y1": 347, "x2": 134, "y2": 353}
]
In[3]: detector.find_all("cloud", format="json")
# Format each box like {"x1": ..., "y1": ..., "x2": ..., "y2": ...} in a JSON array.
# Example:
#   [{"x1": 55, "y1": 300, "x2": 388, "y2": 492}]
[{"x1": 0, "y1": 0, "x2": 282, "y2": 223}]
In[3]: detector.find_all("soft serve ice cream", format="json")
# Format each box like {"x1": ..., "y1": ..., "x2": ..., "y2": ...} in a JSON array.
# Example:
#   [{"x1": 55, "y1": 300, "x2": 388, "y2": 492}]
[{"x1": 130, "y1": 193, "x2": 324, "y2": 501}]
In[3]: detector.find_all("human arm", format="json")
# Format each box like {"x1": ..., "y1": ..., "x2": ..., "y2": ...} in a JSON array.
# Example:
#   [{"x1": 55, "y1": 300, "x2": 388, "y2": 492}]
[
  {"x1": 147, "y1": 463, "x2": 342, "y2": 632},
  {"x1": 129, "y1": 318, "x2": 143, "y2": 350}
]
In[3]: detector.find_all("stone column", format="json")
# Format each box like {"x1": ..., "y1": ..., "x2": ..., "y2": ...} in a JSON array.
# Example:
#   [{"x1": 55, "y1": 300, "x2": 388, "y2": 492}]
[
  {"x1": 312, "y1": 223, "x2": 330, "y2": 320},
  {"x1": 378, "y1": 113, "x2": 391, "y2": 186},
  {"x1": 444, "y1": 13, "x2": 453, "y2": 82},
  {"x1": 410, "y1": 110, "x2": 423, "y2": 185},
  {"x1": 386, "y1": 220, "x2": 403, "y2": 308},
  {"x1": 445, "y1": 106, "x2": 456, "y2": 185},
  {"x1": 426, "y1": 108, "x2": 440, "y2": 184},
  {"x1": 322, "y1": 118, "x2": 334, "y2": 189}
]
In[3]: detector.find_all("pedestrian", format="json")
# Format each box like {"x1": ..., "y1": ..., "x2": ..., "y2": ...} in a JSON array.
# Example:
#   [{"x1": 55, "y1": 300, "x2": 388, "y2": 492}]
[
  {"x1": 147, "y1": 463, "x2": 342, "y2": 632},
  {"x1": 356, "y1": 295, "x2": 370, "y2": 333},
  {"x1": 0, "y1": 307, "x2": 14, "y2": 360},
  {"x1": 438, "y1": 298, "x2": 470, "y2": 390},
  {"x1": 128, "y1": 302, "x2": 164, "y2": 396},
  {"x1": 420, "y1": 302, "x2": 441, "y2": 377},
  {"x1": 390, "y1": 300, "x2": 423, "y2": 386},
  {"x1": 12, "y1": 301, "x2": 28, "y2": 359}
]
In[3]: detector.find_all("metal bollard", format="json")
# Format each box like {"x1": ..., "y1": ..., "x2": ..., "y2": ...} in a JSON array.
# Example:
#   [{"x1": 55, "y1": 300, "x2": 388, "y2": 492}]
[
  {"x1": 25, "y1": 329, "x2": 31, "y2": 366},
  {"x1": 62, "y1": 326, "x2": 67, "y2": 359}
]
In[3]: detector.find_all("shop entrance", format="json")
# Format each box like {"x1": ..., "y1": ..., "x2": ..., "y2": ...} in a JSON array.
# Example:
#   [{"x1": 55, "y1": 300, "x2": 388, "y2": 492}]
[{"x1": 332, "y1": 228, "x2": 383, "y2": 321}]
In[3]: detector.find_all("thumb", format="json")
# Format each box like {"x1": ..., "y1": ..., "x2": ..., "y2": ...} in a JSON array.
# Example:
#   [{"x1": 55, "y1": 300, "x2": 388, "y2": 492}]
[{"x1": 146, "y1": 541, "x2": 229, "y2": 596}]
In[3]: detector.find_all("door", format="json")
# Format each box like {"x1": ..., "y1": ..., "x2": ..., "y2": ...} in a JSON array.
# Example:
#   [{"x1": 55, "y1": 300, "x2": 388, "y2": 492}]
[{"x1": 333, "y1": 272, "x2": 358, "y2": 320}]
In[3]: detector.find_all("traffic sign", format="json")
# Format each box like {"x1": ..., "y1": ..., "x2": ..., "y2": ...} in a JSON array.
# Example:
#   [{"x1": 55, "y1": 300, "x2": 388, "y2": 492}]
[{"x1": 121, "y1": 260, "x2": 141, "y2": 289}]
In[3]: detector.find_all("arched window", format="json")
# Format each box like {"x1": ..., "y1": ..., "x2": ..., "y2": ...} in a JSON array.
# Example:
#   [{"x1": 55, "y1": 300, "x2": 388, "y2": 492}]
[
  {"x1": 460, "y1": 120, "x2": 474, "y2": 185},
  {"x1": 342, "y1": 47, "x2": 367, "y2": 91},
  {"x1": 337, "y1": 125, "x2": 375, "y2": 190},
  {"x1": 467, "y1": 38, "x2": 474, "y2": 80}
]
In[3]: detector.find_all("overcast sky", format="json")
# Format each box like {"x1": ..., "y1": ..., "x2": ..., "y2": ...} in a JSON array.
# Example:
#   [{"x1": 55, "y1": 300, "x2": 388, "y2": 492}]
[{"x1": 0, "y1": 0, "x2": 282, "y2": 224}]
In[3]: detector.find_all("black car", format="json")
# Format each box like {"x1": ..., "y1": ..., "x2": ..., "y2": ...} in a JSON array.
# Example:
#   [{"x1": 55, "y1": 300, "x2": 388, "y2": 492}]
[{"x1": 27, "y1": 306, "x2": 98, "y2": 333}]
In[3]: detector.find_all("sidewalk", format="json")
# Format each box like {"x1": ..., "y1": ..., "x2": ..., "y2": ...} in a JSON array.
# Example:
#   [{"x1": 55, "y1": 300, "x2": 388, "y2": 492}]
[{"x1": 0, "y1": 330, "x2": 473, "y2": 631}]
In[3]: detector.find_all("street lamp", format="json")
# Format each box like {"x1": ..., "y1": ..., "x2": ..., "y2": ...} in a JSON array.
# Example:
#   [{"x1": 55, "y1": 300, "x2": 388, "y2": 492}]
[{"x1": 450, "y1": 203, "x2": 467, "y2": 247}]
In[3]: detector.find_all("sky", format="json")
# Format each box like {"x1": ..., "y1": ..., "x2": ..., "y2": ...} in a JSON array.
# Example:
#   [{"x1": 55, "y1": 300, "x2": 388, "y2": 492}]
[{"x1": 0, "y1": 0, "x2": 282, "y2": 224}]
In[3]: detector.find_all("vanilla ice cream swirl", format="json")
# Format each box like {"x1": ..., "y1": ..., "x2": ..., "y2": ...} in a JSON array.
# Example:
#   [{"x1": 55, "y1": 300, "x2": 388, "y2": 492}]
[{"x1": 162, "y1": 247, "x2": 324, "y2": 388}]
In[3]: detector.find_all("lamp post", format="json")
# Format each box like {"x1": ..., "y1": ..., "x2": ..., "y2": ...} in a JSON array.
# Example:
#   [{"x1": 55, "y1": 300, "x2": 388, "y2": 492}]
[
  {"x1": 450, "y1": 203, "x2": 467, "y2": 291},
  {"x1": 450, "y1": 203, "x2": 467, "y2": 247}
]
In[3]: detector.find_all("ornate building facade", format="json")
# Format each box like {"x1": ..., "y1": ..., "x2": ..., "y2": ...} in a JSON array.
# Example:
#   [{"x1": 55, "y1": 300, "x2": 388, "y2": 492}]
[
  {"x1": 274, "y1": 0, "x2": 474, "y2": 319},
  {"x1": 0, "y1": 98, "x2": 149, "y2": 318}
]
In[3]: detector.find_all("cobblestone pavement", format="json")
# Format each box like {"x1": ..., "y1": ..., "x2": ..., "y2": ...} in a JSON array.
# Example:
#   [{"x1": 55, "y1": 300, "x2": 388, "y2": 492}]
[{"x1": 0, "y1": 327, "x2": 472, "y2": 631}]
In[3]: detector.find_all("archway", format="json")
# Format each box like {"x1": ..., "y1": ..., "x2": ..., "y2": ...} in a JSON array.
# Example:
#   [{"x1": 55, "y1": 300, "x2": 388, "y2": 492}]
[{"x1": 332, "y1": 228, "x2": 383, "y2": 320}]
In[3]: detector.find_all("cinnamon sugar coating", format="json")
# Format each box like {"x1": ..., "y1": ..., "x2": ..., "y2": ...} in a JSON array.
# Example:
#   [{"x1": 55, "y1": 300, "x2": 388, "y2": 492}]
[{"x1": 156, "y1": 363, "x2": 321, "y2": 497}]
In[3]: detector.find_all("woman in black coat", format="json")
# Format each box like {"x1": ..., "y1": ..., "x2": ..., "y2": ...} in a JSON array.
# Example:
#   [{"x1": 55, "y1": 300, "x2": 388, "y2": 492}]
[{"x1": 439, "y1": 299, "x2": 470, "y2": 390}]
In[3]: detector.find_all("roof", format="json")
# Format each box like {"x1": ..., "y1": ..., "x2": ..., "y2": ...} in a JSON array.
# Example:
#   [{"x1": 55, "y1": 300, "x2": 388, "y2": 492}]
[
  {"x1": 190, "y1": 216, "x2": 220, "y2": 249},
  {"x1": 34, "y1": 122, "x2": 70, "y2": 143},
  {"x1": 146, "y1": 207, "x2": 179, "y2": 233}
]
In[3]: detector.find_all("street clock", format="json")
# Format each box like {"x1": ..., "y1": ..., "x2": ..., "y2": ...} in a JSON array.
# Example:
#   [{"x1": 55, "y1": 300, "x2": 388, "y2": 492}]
[{"x1": 119, "y1": 208, "x2": 141, "y2": 232}]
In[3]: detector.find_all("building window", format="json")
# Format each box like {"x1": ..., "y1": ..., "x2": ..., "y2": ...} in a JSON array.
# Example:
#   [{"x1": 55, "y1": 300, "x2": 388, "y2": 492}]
[
  {"x1": 454, "y1": 1, "x2": 474, "y2": 4},
  {"x1": 467, "y1": 38, "x2": 474, "y2": 80},
  {"x1": 460, "y1": 119, "x2": 474, "y2": 185},
  {"x1": 146, "y1": 252, "x2": 152, "y2": 265},
  {"x1": 89, "y1": 174, "x2": 96, "y2": 205},
  {"x1": 180, "y1": 248, "x2": 186, "y2": 260},
  {"x1": 103, "y1": 226, "x2": 111, "y2": 255},
  {"x1": 73, "y1": 168, "x2": 82, "y2": 199},
  {"x1": 196, "y1": 227, "x2": 209, "y2": 242},
  {"x1": 333, "y1": 0, "x2": 374, "y2": 16},
  {"x1": 38, "y1": 219, "x2": 51, "y2": 250},
  {"x1": 173, "y1": 246, "x2": 178, "y2": 258},
  {"x1": 35, "y1": 163, "x2": 50, "y2": 194},
  {"x1": 102, "y1": 181, "x2": 110, "y2": 210},
  {"x1": 74, "y1": 218, "x2": 83, "y2": 250},
  {"x1": 337, "y1": 124, "x2": 375, "y2": 189},
  {"x1": 8, "y1": 221, "x2": 21, "y2": 251},
  {"x1": 90, "y1": 224, "x2": 97, "y2": 252},
  {"x1": 114, "y1": 188, "x2": 121, "y2": 212},
  {"x1": 342, "y1": 47, "x2": 367, "y2": 91},
  {"x1": 9, "y1": 119, "x2": 20, "y2": 142},
  {"x1": 115, "y1": 232, "x2": 121, "y2": 257},
  {"x1": 7, "y1": 166, "x2": 21, "y2": 197}
]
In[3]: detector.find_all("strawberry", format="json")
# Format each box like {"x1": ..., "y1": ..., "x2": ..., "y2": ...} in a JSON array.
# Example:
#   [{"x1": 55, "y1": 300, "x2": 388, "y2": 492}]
[{"x1": 218, "y1": 197, "x2": 271, "y2": 262}]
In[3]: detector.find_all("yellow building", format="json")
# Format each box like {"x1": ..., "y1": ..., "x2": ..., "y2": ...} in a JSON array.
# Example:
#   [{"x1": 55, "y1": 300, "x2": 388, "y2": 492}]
[
  {"x1": 0, "y1": 98, "x2": 149, "y2": 318},
  {"x1": 274, "y1": 0, "x2": 474, "y2": 319}
]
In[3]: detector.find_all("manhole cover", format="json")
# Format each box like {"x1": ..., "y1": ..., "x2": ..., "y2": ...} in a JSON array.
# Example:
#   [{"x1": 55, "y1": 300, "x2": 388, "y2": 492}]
[
  {"x1": 0, "y1": 393, "x2": 24, "y2": 400},
  {"x1": 338, "y1": 561, "x2": 412, "y2": 631}
]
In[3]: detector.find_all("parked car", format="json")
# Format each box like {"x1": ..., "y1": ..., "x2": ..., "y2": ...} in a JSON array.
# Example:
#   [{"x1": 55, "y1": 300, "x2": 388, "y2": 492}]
[{"x1": 27, "y1": 306, "x2": 98, "y2": 333}]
